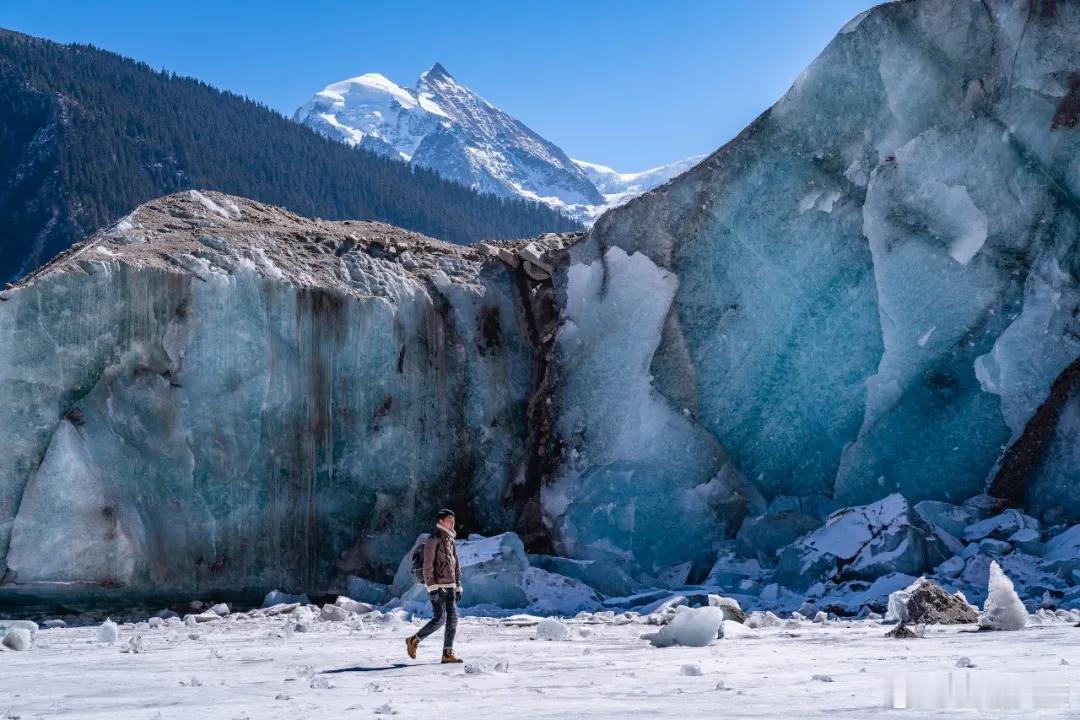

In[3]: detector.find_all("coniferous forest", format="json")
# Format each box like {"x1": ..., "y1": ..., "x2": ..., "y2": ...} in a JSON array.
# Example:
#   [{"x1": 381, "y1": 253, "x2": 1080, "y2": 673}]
[{"x1": 0, "y1": 29, "x2": 579, "y2": 282}]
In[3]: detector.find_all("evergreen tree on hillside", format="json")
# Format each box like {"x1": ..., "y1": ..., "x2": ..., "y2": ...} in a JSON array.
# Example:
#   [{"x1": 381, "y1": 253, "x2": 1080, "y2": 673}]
[{"x1": 0, "y1": 29, "x2": 580, "y2": 281}]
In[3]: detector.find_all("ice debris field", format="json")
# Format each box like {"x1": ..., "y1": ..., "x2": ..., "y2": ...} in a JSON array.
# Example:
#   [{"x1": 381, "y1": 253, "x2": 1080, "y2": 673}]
[{"x1": 3, "y1": 528, "x2": 1080, "y2": 719}]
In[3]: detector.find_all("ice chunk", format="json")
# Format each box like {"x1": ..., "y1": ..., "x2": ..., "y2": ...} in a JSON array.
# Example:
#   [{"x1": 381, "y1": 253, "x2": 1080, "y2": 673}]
[
  {"x1": 528, "y1": 555, "x2": 642, "y2": 598},
  {"x1": 263, "y1": 590, "x2": 310, "y2": 608},
  {"x1": 644, "y1": 606, "x2": 724, "y2": 647},
  {"x1": 1044, "y1": 525, "x2": 1080, "y2": 564},
  {"x1": 935, "y1": 556, "x2": 965, "y2": 579},
  {"x1": 720, "y1": 619, "x2": 756, "y2": 639},
  {"x1": 885, "y1": 578, "x2": 922, "y2": 623},
  {"x1": 978, "y1": 538, "x2": 1012, "y2": 556},
  {"x1": 978, "y1": 561, "x2": 1027, "y2": 631},
  {"x1": 535, "y1": 618, "x2": 571, "y2": 641},
  {"x1": 0, "y1": 620, "x2": 37, "y2": 635},
  {"x1": 345, "y1": 576, "x2": 391, "y2": 605},
  {"x1": 1008, "y1": 528, "x2": 1041, "y2": 555},
  {"x1": 962, "y1": 510, "x2": 1037, "y2": 543},
  {"x1": 522, "y1": 567, "x2": 601, "y2": 615},
  {"x1": 956, "y1": 552, "x2": 1063, "y2": 608},
  {"x1": 737, "y1": 510, "x2": 823, "y2": 565},
  {"x1": 656, "y1": 562, "x2": 692, "y2": 589},
  {"x1": 812, "y1": 572, "x2": 918, "y2": 616},
  {"x1": 319, "y1": 604, "x2": 349, "y2": 622},
  {"x1": 773, "y1": 494, "x2": 936, "y2": 589},
  {"x1": 264, "y1": 602, "x2": 301, "y2": 616},
  {"x1": 745, "y1": 611, "x2": 783, "y2": 629},
  {"x1": 97, "y1": 618, "x2": 119, "y2": 644},
  {"x1": 453, "y1": 533, "x2": 529, "y2": 609},
  {"x1": 705, "y1": 549, "x2": 763, "y2": 588},
  {"x1": 334, "y1": 597, "x2": 375, "y2": 615},
  {"x1": 184, "y1": 612, "x2": 219, "y2": 624},
  {"x1": 639, "y1": 594, "x2": 688, "y2": 621},
  {"x1": 290, "y1": 606, "x2": 315, "y2": 625},
  {"x1": 2, "y1": 628, "x2": 32, "y2": 651}
]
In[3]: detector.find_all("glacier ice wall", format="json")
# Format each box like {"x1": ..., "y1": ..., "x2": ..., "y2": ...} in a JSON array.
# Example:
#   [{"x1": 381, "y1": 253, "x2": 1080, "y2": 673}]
[
  {"x1": 0, "y1": 193, "x2": 542, "y2": 595},
  {"x1": 3, "y1": 0, "x2": 1080, "y2": 604},
  {"x1": 577, "y1": 0, "x2": 1080, "y2": 513}
]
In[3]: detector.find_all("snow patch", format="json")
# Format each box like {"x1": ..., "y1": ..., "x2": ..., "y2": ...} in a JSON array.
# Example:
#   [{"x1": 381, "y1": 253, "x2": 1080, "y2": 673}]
[{"x1": 188, "y1": 190, "x2": 241, "y2": 221}]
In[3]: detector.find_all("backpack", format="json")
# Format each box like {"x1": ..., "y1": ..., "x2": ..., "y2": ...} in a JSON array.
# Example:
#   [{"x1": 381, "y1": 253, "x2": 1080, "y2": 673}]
[{"x1": 410, "y1": 536, "x2": 429, "y2": 583}]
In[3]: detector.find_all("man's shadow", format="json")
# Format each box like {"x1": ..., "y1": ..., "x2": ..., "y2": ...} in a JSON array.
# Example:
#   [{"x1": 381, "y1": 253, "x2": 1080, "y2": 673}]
[{"x1": 323, "y1": 663, "x2": 412, "y2": 673}]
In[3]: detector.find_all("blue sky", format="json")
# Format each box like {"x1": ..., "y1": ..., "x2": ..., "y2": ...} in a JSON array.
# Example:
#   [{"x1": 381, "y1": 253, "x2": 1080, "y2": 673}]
[{"x1": 1, "y1": 0, "x2": 879, "y2": 170}]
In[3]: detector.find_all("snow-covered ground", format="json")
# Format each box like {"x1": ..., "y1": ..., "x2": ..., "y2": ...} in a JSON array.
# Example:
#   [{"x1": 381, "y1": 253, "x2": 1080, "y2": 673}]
[{"x1": 4, "y1": 610, "x2": 1079, "y2": 719}]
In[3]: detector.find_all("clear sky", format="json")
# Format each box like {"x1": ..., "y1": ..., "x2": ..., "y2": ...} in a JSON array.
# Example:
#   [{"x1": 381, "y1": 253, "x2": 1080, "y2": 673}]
[{"x1": 0, "y1": 0, "x2": 880, "y2": 171}]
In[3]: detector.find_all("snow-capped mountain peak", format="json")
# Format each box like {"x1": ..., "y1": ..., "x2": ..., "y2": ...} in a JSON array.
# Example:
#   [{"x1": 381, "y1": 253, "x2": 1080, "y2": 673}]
[
  {"x1": 294, "y1": 71, "x2": 445, "y2": 160},
  {"x1": 295, "y1": 65, "x2": 701, "y2": 222}
]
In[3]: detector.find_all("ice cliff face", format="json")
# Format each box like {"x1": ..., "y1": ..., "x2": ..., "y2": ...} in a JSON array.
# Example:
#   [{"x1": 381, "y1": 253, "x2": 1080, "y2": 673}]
[
  {"x1": 578, "y1": 0, "x2": 1080, "y2": 517},
  {"x1": 0, "y1": 191, "x2": 576, "y2": 596}
]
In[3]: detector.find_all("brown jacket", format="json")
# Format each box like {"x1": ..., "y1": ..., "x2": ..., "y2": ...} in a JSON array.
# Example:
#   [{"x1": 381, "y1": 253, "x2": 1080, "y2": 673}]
[{"x1": 423, "y1": 526, "x2": 461, "y2": 590}]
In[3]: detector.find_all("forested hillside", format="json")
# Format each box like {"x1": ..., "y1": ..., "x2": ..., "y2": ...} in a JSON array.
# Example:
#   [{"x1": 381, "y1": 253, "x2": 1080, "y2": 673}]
[{"x1": 0, "y1": 29, "x2": 578, "y2": 281}]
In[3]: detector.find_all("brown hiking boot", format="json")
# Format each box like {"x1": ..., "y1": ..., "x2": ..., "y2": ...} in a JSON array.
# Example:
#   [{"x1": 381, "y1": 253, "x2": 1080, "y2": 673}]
[
  {"x1": 441, "y1": 648, "x2": 463, "y2": 664},
  {"x1": 406, "y1": 635, "x2": 419, "y2": 660}
]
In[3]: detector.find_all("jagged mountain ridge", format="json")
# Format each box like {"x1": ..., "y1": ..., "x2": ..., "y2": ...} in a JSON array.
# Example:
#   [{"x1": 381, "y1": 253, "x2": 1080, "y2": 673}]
[{"x1": 294, "y1": 64, "x2": 702, "y2": 222}]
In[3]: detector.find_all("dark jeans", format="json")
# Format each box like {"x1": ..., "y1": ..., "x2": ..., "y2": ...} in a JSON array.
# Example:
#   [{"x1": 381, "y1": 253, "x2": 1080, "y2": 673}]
[{"x1": 416, "y1": 588, "x2": 458, "y2": 649}]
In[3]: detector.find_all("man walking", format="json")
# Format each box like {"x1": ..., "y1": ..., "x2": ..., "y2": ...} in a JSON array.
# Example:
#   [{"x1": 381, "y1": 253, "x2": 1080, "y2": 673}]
[{"x1": 406, "y1": 509, "x2": 463, "y2": 663}]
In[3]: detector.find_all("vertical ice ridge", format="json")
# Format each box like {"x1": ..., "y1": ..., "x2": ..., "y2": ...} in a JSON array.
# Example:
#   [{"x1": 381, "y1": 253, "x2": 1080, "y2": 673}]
[{"x1": 545, "y1": 246, "x2": 749, "y2": 574}]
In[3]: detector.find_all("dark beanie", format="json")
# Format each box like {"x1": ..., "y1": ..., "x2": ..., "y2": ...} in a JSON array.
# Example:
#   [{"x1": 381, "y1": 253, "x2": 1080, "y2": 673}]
[{"x1": 437, "y1": 508, "x2": 455, "y2": 520}]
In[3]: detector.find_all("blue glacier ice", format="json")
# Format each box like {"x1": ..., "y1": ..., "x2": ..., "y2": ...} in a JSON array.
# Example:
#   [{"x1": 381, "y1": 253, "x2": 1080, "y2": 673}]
[
  {"x1": 2, "y1": 0, "x2": 1080, "y2": 609},
  {"x1": 573, "y1": 0, "x2": 1080, "y2": 511},
  {"x1": 0, "y1": 193, "x2": 541, "y2": 596}
]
